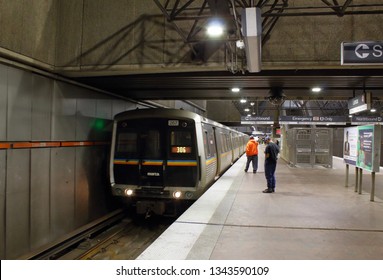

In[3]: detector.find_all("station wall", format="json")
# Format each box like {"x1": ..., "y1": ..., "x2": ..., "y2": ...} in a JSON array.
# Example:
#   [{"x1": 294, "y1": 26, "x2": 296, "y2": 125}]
[
  {"x1": 0, "y1": 63, "x2": 145, "y2": 259},
  {"x1": 2, "y1": 0, "x2": 383, "y2": 75}
]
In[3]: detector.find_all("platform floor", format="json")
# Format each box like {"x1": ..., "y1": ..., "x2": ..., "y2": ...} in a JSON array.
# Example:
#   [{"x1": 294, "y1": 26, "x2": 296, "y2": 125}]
[{"x1": 137, "y1": 145, "x2": 383, "y2": 260}]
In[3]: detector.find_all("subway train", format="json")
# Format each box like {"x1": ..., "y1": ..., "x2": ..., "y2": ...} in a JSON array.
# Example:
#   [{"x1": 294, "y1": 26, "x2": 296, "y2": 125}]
[{"x1": 109, "y1": 108, "x2": 247, "y2": 216}]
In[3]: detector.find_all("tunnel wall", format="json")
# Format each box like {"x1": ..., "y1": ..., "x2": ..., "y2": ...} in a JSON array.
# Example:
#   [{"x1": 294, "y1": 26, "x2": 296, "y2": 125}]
[{"x1": 0, "y1": 62, "x2": 146, "y2": 259}]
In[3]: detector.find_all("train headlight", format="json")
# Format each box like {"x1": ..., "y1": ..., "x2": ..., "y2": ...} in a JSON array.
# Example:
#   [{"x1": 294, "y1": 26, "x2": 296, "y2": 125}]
[
  {"x1": 125, "y1": 189, "x2": 134, "y2": 196},
  {"x1": 173, "y1": 191, "x2": 182, "y2": 199}
]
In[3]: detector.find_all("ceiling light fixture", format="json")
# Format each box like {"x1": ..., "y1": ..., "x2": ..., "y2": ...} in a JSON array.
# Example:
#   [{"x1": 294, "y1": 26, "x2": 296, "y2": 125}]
[
  {"x1": 240, "y1": 99, "x2": 247, "y2": 103},
  {"x1": 311, "y1": 87, "x2": 322, "y2": 93},
  {"x1": 231, "y1": 87, "x2": 240, "y2": 93},
  {"x1": 206, "y1": 20, "x2": 224, "y2": 37},
  {"x1": 370, "y1": 108, "x2": 377, "y2": 112},
  {"x1": 236, "y1": 40, "x2": 245, "y2": 49}
]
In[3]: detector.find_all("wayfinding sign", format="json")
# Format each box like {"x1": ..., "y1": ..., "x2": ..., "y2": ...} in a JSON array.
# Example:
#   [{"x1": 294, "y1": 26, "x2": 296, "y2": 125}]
[
  {"x1": 341, "y1": 41, "x2": 383, "y2": 65},
  {"x1": 348, "y1": 92, "x2": 371, "y2": 114},
  {"x1": 279, "y1": 116, "x2": 347, "y2": 125},
  {"x1": 241, "y1": 116, "x2": 273, "y2": 125}
]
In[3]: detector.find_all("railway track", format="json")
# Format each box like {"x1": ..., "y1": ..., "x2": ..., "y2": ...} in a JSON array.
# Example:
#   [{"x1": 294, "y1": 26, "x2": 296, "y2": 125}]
[
  {"x1": 65, "y1": 216, "x2": 174, "y2": 260},
  {"x1": 21, "y1": 209, "x2": 174, "y2": 260}
]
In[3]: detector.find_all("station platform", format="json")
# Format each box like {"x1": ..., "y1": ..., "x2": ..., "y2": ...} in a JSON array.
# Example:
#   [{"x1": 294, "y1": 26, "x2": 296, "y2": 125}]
[{"x1": 137, "y1": 145, "x2": 383, "y2": 260}]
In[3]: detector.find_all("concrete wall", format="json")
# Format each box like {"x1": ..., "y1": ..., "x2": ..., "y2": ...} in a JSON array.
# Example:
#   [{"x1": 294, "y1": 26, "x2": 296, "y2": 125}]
[
  {"x1": 55, "y1": 0, "x2": 208, "y2": 73},
  {"x1": 0, "y1": 62, "x2": 144, "y2": 259},
  {"x1": 206, "y1": 100, "x2": 241, "y2": 122},
  {"x1": 263, "y1": 0, "x2": 383, "y2": 69},
  {"x1": 2, "y1": 0, "x2": 382, "y2": 75},
  {"x1": 0, "y1": 0, "x2": 57, "y2": 69}
]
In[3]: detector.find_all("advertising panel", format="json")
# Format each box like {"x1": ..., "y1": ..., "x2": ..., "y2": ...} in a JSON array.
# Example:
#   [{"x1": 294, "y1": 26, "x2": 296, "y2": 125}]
[
  {"x1": 343, "y1": 127, "x2": 358, "y2": 165},
  {"x1": 356, "y1": 125, "x2": 381, "y2": 172}
]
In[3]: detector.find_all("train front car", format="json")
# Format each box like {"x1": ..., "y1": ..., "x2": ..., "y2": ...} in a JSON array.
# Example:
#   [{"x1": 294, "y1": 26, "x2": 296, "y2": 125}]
[{"x1": 109, "y1": 109, "x2": 200, "y2": 216}]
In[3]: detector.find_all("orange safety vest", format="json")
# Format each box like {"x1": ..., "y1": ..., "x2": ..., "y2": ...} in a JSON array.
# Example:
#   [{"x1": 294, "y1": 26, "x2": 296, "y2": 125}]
[{"x1": 246, "y1": 140, "x2": 258, "y2": 156}]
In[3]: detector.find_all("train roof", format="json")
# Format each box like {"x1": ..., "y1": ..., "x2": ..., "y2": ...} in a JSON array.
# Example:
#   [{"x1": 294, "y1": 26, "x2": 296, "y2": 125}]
[
  {"x1": 114, "y1": 108, "x2": 201, "y2": 121},
  {"x1": 114, "y1": 108, "x2": 246, "y2": 136}
]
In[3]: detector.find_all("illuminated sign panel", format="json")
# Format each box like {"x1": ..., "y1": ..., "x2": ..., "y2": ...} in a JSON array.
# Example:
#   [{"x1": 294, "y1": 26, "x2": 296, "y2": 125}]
[
  {"x1": 171, "y1": 146, "x2": 192, "y2": 154},
  {"x1": 348, "y1": 93, "x2": 371, "y2": 114},
  {"x1": 344, "y1": 125, "x2": 381, "y2": 173}
]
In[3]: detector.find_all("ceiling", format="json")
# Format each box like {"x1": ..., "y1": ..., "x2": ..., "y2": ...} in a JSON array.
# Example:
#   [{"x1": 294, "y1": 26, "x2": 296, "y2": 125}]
[
  {"x1": 73, "y1": 1, "x2": 383, "y2": 117},
  {"x1": 75, "y1": 68, "x2": 383, "y2": 101},
  {"x1": 75, "y1": 68, "x2": 383, "y2": 116}
]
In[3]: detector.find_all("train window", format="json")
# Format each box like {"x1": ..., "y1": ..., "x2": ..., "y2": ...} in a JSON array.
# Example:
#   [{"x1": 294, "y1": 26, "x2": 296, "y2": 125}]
[
  {"x1": 170, "y1": 130, "x2": 192, "y2": 146},
  {"x1": 226, "y1": 134, "x2": 231, "y2": 150},
  {"x1": 221, "y1": 133, "x2": 227, "y2": 152},
  {"x1": 203, "y1": 131, "x2": 211, "y2": 157},
  {"x1": 170, "y1": 130, "x2": 193, "y2": 155},
  {"x1": 116, "y1": 132, "x2": 138, "y2": 156},
  {"x1": 142, "y1": 130, "x2": 161, "y2": 158},
  {"x1": 208, "y1": 131, "x2": 215, "y2": 156}
]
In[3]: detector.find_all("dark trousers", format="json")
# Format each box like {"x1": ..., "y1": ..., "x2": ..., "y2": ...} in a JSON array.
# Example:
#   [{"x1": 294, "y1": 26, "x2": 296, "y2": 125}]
[
  {"x1": 245, "y1": 155, "x2": 258, "y2": 172},
  {"x1": 264, "y1": 160, "x2": 277, "y2": 189}
]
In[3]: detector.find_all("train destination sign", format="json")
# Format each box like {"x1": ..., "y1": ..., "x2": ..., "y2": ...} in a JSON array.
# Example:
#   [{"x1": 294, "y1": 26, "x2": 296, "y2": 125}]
[{"x1": 341, "y1": 41, "x2": 383, "y2": 65}]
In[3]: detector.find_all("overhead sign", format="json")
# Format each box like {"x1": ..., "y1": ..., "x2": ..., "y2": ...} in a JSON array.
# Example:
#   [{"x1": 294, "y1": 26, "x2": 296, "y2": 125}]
[
  {"x1": 341, "y1": 41, "x2": 383, "y2": 65},
  {"x1": 351, "y1": 115, "x2": 383, "y2": 125},
  {"x1": 241, "y1": 116, "x2": 273, "y2": 125},
  {"x1": 279, "y1": 116, "x2": 347, "y2": 125},
  {"x1": 348, "y1": 92, "x2": 371, "y2": 114}
]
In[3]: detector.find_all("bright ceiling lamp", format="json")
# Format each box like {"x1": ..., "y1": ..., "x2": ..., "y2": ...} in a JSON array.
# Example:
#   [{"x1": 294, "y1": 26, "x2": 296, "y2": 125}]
[
  {"x1": 231, "y1": 87, "x2": 240, "y2": 93},
  {"x1": 240, "y1": 99, "x2": 247, "y2": 103},
  {"x1": 207, "y1": 20, "x2": 224, "y2": 37},
  {"x1": 311, "y1": 87, "x2": 322, "y2": 93}
]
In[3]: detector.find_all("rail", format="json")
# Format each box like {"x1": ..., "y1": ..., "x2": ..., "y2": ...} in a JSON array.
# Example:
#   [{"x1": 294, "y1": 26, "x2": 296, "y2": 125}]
[{"x1": 18, "y1": 209, "x2": 126, "y2": 260}]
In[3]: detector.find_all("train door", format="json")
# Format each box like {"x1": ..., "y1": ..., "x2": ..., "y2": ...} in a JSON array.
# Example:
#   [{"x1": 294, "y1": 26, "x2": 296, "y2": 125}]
[
  {"x1": 140, "y1": 129, "x2": 164, "y2": 187},
  {"x1": 212, "y1": 127, "x2": 222, "y2": 175},
  {"x1": 165, "y1": 122, "x2": 198, "y2": 188},
  {"x1": 113, "y1": 119, "x2": 165, "y2": 187},
  {"x1": 202, "y1": 125, "x2": 218, "y2": 182}
]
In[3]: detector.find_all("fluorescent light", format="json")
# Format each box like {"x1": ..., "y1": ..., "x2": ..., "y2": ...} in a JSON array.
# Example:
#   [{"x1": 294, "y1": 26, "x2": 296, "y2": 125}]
[
  {"x1": 207, "y1": 22, "x2": 224, "y2": 37},
  {"x1": 311, "y1": 87, "x2": 322, "y2": 93},
  {"x1": 244, "y1": 108, "x2": 250, "y2": 112},
  {"x1": 231, "y1": 87, "x2": 240, "y2": 93},
  {"x1": 370, "y1": 108, "x2": 377, "y2": 112},
  {"x1": 240, "y1": 99, "x2": 247, "y2": 103}
]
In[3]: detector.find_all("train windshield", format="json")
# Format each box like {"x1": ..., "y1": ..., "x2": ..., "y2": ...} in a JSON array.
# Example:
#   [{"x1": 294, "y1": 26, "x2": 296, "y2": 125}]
[
  {"x1": 116, "y1": 132, "x2": 138, "y2": 157},
  {"x1": 142, "y1": 130, "x2": 161, "y2": 159},
  {"x1": 113, "y1": 118, "x2": 197, "y2": 188},
  {"x1": 115, "y1": 129, "x2": 162, "y2": 159},
  {"x1": 170, "y1": 130, "x2": 193, "y2": 156}
]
